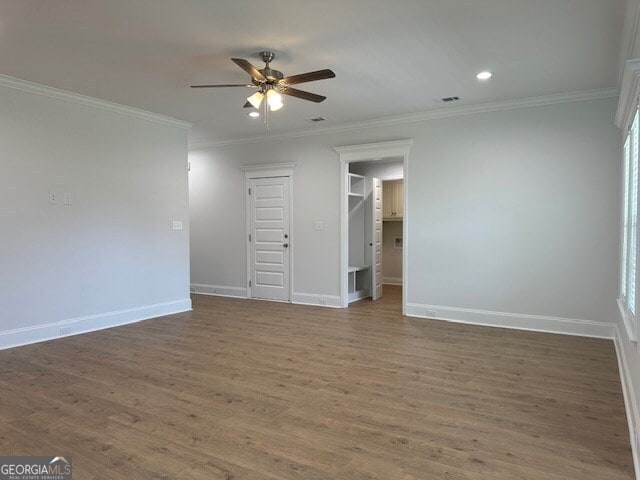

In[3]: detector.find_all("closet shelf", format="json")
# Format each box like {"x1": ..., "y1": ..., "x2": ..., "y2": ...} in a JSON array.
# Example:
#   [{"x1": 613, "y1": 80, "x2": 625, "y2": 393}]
[
  {"x1": 348, "y1": 265, "x2": 369, "y2": 273},
  {"x1": 347, "y1": 173, "x2": 365, "y2": 196}
]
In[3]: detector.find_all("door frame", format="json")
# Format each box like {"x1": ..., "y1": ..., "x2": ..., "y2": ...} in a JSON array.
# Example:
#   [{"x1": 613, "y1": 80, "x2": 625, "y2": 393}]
[
  {"x1": 240, "y1": 162, "x2": 296, "y2": 302},
  {"x1": 333, "y1": 140, "x2": 413, "y2": 312}
]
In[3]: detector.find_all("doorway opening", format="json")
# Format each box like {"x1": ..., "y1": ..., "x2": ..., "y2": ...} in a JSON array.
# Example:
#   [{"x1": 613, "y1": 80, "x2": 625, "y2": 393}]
[
  {"x1": 334, "y1": 140, "x2": 413, "y2": 313},
  {"x1": 347, "y1": 160, "x2": 404, "y2": 307}
]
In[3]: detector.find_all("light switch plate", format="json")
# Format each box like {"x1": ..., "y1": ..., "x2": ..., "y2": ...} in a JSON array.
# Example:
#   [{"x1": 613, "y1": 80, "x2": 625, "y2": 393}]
[
  {"x1": 172, "y1": 220, "x2": 183, "y2": 231},
  {"x1": 64, "y1": 193, "x2": 72, "y2": 205},
  {"x1": 314, "y1": 221, "x2": 323, "y2": 231}
]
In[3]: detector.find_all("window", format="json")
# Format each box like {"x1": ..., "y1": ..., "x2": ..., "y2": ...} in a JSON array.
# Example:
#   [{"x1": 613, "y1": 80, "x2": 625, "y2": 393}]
[{"x1": 620, "y1": 107, "x2": 640, "y2": 341}]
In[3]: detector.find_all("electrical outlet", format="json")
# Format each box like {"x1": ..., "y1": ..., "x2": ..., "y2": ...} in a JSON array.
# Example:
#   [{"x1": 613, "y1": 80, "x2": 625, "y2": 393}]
[
  {"x1": 190, "y1": 286, "x2": 196, "y2": 293},
  {"x1": 318, "y1": 298, "x2": 328, "y2": 306},
  {"x1": 172, "y1": 220, "x2": 183, "y2": 231},
  {"x1": 425, "y1": 310, "x2": 437, "y2": 318},
  {"x1": 59, "y1": 326, "x2": 71, "y2": 336},
  {"x1": 314, "y1": 221, "x2": 324, "y2": 231},
  {"x1": 49, "y1": 191, "x2": 58, "y2": 205}
]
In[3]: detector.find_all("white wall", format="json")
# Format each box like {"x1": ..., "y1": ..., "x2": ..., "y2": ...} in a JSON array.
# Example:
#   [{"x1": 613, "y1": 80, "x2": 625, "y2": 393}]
[
  {"x1": 189, "y1": 96, "x2": 620, "y2": 332},
  {"x1": 620, "y1": 0, "x2": 640, "y2": 85},
  {"x1": 350, "y1": 159, "x2": 404, "y2": 179},
  {"x1": 382, "y1": 220, "x2": 403, "y2": 283},
  {"x1": 189, "y1": 139, "x2": 342, "y2": 301},
  {"x1": 406, "y1": 99, "x2": 619, "y2": 326},
  {"x1": 0, "y1": 79, "x2": 192, "y2": 348}
]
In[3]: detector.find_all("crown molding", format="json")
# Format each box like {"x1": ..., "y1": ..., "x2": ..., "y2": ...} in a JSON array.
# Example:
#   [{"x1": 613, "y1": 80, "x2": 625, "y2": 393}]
[
  {"x1": 616, "y1": 60, "x2": 640, "y2": 132},
  {"x1": 189, "y1": 87, "x2": 618, "y2": 150},
  {"x1": 0, "y1": 74, "x2": 193, "y2": 130},
  {"x1": 239, "y1": 162, "x2": 297, "y2": 173}
]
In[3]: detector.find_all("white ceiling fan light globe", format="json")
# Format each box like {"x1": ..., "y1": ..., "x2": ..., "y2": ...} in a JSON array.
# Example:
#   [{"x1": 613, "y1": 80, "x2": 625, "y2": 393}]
[
  {"x1": 267, "y1": 89, "x2": 283, "y2": 111},
  {"x1": 247, "y1": 91, "x2": 264, "y2": 109},
  {"x1": 269, "y1": 100, "x2": 284, "y2": 111}
]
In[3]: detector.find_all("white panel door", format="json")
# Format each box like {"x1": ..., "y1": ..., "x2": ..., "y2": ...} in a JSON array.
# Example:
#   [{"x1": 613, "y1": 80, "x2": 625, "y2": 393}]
[
  {"x1": 249, "y1": 176, "x2": 290, "y2": 301},
  {"x1": 371, "y1": 178, "x2": 383, "y2": 300}
]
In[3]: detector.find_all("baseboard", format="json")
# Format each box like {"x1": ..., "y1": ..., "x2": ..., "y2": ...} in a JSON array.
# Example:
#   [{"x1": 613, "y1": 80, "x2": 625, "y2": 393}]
[
  {"x1": 383, "y1": 277, "x2": 403, "y2": 286},
  {"x1": 614, "y1": 324, "x2": 640, "y2": 480},
  {"x1": 0, "y1": 298, "x2": 192, "y2": 351},
  {"x1": 405, "y1": 303, "x2": 615, "y2": 339},
  {"x1": 292, "y1": 292, "x2": 341, "y2": 308},
  {"x1": 190, "y1": 283, "x2": 248, "y2": 299}
]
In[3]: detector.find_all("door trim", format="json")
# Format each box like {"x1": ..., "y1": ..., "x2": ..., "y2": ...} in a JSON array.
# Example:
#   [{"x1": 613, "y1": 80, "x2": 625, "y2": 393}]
[
  {"x1": 241, "y1": 163, "x2": 296, "y2": 302},
  {"x1": 333, "y1": 140, "x2": 413, "y2": 311}
]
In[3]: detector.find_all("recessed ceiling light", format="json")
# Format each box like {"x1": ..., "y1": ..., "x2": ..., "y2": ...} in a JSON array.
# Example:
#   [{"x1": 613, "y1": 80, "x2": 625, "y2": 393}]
[
  {"x1": 476, "y1": 71, "x2": 493, "y2": 80},
  {"x1": 248, "y1": 111, "x2": 260, "y2": 118}
]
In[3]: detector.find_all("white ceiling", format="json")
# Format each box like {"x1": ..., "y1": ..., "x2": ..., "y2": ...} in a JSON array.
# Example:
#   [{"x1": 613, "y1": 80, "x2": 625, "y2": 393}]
[{"x1": 0, "y1": 0, "x2": 625, "y2": 145}]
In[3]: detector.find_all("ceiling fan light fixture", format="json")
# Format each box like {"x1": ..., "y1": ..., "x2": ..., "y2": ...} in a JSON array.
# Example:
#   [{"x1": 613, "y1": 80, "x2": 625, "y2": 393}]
[
  {"x1": 248, "y1": 111, "x2": 260, "y2": 118},
  {"x1": 247, "y1": 91, "x2": 264, "y2": 109},
  {"x1": 267, "y1": 89, "x2": 283, "y2": 111}
]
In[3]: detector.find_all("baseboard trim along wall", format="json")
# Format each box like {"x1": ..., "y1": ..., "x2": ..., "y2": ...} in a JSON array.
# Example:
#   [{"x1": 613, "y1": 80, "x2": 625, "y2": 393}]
[
  {"x1": 614, "y1": 325, "x2": 640, "y2": 480},
  {"x1": 292, "y1": 292, "x2": 342, "y2": 308},
  {"x1": 383, "y1": 277, "x2": 403, "y2": 286},
  {"x1": 0, "y1": 299, "x2": 192, "y2": 351},
  {"x1": 405, "y1": 303, "x2": 615, "y2": 339},
  {"x1": 190, "y1": 284, "x2": 341, "y2": 308},
  {"x1": 190, "y1": 283, "x2": 248, "y2": 299}
]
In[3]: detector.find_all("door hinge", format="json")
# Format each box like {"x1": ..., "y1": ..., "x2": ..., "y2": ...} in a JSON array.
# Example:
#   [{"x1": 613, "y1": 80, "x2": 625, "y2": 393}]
[
  {"x1": 249, "y1": 233, "x2": 251, "y2": 242},
  {"x1": 249, "y1": 280, "x2": 252, "y2": 287},
  {"x1": 248, "y1": 187, "x2": 251, "y2": 195}
]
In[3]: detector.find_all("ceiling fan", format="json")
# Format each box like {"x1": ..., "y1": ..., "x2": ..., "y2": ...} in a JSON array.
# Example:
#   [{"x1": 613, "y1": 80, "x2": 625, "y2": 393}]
[{"x1": 191, "y1": 51, "x2": 335, "y2": 112}]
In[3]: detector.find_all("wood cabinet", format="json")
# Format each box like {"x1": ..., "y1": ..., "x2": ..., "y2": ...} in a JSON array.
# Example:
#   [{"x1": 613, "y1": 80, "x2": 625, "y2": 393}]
[{"x1": 383, "y1": 179, "x2": 403, "y2": 220}]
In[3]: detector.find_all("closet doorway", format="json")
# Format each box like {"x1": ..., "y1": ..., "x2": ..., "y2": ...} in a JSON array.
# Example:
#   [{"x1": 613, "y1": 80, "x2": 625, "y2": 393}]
[
  {"x1": 334, "y1": 140, "x2": 412, "y2": 313},
  {"x1": 347, "y1": 161, "x2": 404, "y2": 305}
]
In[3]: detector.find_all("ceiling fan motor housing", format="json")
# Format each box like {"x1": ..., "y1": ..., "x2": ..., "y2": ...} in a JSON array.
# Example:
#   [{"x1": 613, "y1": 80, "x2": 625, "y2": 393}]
[
  {"x1": 260, "y1": 68, "x2": 284, "y2": 83},
  {"x1": 258, "y1": 52, "x2": 283, "y2": 83}
]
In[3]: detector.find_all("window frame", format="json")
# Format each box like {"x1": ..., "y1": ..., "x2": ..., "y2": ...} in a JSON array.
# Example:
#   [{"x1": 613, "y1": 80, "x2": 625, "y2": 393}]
[{"x1": 619, "y1": 105, "x2": 640, "y2": 342}]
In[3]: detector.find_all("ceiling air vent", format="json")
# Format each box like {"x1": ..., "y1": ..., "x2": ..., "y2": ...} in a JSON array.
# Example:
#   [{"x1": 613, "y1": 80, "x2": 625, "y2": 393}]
[
  {"x1": 307, "y1": 117, "x2": 326, "y2": 123},
  {"x1": 434, "y1": 96, "x2": 461, "y2": 104}
]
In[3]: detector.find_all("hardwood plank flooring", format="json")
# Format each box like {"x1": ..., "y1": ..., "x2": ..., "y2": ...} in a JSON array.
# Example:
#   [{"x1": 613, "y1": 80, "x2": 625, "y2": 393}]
[{"x1": 0, "y1": 286, "x2": 633, "y2": 479}]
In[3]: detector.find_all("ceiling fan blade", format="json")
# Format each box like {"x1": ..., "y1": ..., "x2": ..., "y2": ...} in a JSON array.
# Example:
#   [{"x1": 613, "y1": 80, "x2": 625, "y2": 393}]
[
  {"x1": 191, "y1": 84, "x2": 256, "y2": 88},
  {"x1": 231, "y1": 58, "x2": 267, "y2": 82},
  {"x1": 280, "y1": 69, "x2": 335, "y2": 86},
  {"x1": 280, "y1": 87, "x2": 326, "y2": 103}
]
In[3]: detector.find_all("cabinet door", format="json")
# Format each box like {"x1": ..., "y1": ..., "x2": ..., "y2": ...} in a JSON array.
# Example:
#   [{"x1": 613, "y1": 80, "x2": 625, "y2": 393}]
[
  {"x1": 394, "y1": 180, "x2": 404, "y2": 218},
  {"x1": 383, "y1": 181, "x2": 394, "y2": 219}
]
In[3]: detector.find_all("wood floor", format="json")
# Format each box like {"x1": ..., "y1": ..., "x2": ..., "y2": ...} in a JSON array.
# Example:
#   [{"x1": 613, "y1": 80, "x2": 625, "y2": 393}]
[{"x1": 0, "y1": 286, "x2": 633, "y2": 479}]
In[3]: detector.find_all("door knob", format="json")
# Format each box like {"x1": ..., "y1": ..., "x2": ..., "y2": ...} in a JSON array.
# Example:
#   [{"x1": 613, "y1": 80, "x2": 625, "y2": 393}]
[{"x1": 283, "y1": 243, "x2": 289, "y2": 248}]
